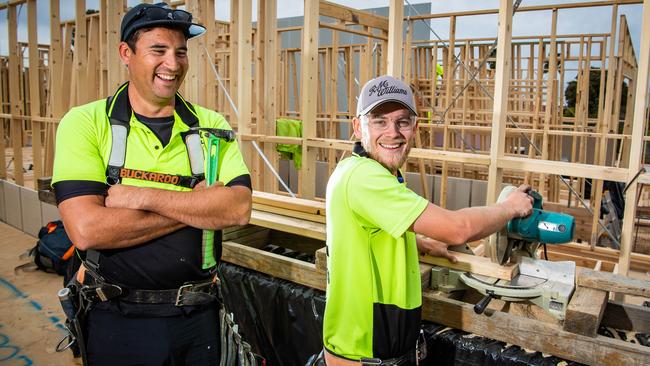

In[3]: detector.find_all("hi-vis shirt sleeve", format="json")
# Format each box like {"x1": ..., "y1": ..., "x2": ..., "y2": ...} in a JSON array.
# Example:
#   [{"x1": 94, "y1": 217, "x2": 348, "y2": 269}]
[
  {"x1": 52, "y1": 105, "x2": 107, "y2": 185},
  {"x1": 347, "y1": 160, "x2": 428, "y2": 239}
]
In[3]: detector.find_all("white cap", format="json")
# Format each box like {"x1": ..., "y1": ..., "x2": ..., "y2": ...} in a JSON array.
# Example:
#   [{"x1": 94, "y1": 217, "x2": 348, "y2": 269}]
[{"x1": 356, "y1": 75, "x2": 417, "y2": 117}]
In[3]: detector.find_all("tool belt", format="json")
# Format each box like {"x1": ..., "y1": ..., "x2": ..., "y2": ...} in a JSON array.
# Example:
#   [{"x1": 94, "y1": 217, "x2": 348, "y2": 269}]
[{"x1": 80, "y1": 267, "x2": 219, "y2": 307}]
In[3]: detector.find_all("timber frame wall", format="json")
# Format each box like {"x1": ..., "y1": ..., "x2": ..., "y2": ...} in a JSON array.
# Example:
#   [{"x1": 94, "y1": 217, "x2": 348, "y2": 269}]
[{"x1": 0, "y1": 0, "x2": 649, "y2": 275}]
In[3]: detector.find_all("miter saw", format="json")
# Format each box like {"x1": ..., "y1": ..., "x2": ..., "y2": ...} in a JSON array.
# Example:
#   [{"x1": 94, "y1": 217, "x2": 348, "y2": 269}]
[{"x1": 430, "y1": 186, "x2": 577, "y2": 320}]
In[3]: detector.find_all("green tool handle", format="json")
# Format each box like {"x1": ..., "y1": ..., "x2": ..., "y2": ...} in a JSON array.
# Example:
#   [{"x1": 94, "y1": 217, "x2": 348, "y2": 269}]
[{"x1": 201, "y1": 137, "x2": 221, "y2": 269}]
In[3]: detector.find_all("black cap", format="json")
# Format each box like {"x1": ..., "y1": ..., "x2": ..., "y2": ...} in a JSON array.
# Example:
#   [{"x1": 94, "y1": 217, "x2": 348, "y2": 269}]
[{"x1": 120, "y1": 2, "x2": 206, "y2": 42}]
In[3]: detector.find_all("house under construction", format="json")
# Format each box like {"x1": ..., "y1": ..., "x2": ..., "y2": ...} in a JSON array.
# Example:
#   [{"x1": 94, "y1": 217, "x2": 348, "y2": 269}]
[{"x1": 0, "y1": 1, "x2": 649, "y2": 365}]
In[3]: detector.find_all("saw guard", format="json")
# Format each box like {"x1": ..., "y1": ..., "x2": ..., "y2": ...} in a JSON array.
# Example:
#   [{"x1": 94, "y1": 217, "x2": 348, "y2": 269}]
[{"x1": 489, "y1": 185, "x2": 518, "y2": 264}]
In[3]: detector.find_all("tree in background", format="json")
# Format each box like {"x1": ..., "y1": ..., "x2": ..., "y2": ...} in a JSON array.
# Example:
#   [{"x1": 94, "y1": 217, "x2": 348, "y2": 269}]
[{"x1": 564, "y1": 67, "x2": 627, "y2": 121}]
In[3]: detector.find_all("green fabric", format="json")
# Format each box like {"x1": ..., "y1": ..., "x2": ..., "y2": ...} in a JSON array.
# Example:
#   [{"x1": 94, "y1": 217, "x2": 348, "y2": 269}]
[
  {"x1": 322, "y1": 154, "x2": 429, "y2": 360},
  {"x1": 436, "y1": 63, "x2": 444, "y2": 77},
  {"x1": 52, "y1": 99, "x2": 249, "y2": 189},
  {"x1": 275, "y1": 118, "x2": 302, "y2": 169}
]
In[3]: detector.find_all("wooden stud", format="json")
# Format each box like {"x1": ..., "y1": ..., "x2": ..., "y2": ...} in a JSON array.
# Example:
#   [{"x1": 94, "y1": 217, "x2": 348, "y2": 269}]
[
  {"x1": 185, "y1": 0, "x2": 204, "y2": 104},
  {"x1": 229, "y1": 0, "x2": 239, "y2": 126},
  {"x1": 327, "y1": 23, "x2": 340, "y2": 177},
  {"x1": 538, "y1": 9, "x2": 558, "y2": 197},
  {"x1": 236, "y1": 0, "x2": 253, "y2": 173},
  {"x1": 590, "y1": 5, "x2": 618, "y2": 247},
  {"x1": 440, "y1": 15, "x2": 456, "y2": 209},
  {"x1": 204, "y1": 0, "x2": 217, "y2": 112},
  {"x1": 263, "y1": 0, "x2": 278, "y2": 192},
  {"x1": 299, "y1": 0, "x2": 320, "y2": 199},
  {"x1": 485, "y1": 0, "x2": 513, "y2": 261},
  {"x1": 99, "y1": 0, "x2": 108, "y2": 98},
  {"x1": 27, "y1": 0, "x2": 41, "y2": 181},
  {"x1": 106, "y1": 0, "x2": 124, "y2": 92},
  {"x1": 73, "y1": 0, "x2": 88, "y2": 106},
  {"x1": 85, "y1": 15, "x2": 100, "y2": 103},
  {"x1": 8, "y1": 4, "x2": 23, "y2": 185},
  {"x1": 387, "y1": 0, "x2": 403, "y2": 78},
  {"x1": 618, "y1": 0, "x2": 650, "y2": 279}
]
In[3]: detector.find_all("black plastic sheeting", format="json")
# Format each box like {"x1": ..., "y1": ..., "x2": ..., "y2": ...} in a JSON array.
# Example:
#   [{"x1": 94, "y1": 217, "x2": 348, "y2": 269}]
[
  {"x1": 219, "y1": 261, "x2": 643, "y2": 366},
  {"x1": 219, "y1": 262, "x2": 326, "y2": 366},
  {"x1": 420, "y1": 323, "x2": 585, "y2": 366}
]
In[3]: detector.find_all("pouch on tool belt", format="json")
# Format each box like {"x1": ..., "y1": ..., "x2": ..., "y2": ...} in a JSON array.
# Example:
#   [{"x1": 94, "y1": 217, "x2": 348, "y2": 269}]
[{"x1": 16, "y1": 220, "x2": 75, "y2": 277}]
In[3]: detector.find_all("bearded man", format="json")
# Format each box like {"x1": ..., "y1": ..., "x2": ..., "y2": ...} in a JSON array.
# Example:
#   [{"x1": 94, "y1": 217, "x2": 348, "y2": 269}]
[{"x1": 320, "y1": 75, "x2": 533, "y2": 365}]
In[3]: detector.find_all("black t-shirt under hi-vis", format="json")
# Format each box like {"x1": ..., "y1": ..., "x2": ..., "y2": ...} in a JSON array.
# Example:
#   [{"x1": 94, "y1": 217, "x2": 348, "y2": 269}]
[{"x1": 52, "y1": 95, "x2": 251, "y2": 290}]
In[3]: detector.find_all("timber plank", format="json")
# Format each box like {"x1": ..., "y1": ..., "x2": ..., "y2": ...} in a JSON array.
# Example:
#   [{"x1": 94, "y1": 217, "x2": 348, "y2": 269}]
[
  {"x1": 315, "y1": 246, "x2": 326, "y2": 272},
  {"x1": 250, "y1": 210, "x2": 326, "y2": 241},
  {"x1": 577, "y1": 267, "x2": 650, "y2": 298},
  {"x1": 552, "y1": 243, "x2": 650, "y2": 273},
  {"x1": 252, "y1": 191, "x2": 326, "y2": 216},
  {"x1": 319, "y1": 1, "x2": 388, "y2": 31},
  {"x1": 421, "y1": 291, "x2": 650, "y2": 365},
  {"x1": 221, "y1": 241, "x2": 326, "y2": 291},
  {"x1": 252, "y1": 203, "x2": 326, "y2": 223},
  {"x1": 563, "y1": 286, "x2": 608, "y2": 337},
  {"x1": 419, "y1": 251, "x2": 519, "y2": 281}
]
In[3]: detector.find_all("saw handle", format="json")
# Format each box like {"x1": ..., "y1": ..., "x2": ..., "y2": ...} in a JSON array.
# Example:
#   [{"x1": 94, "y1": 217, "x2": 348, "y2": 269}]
[{"x1": 474, "y1": 290, "x2": 495, "y2": 314}]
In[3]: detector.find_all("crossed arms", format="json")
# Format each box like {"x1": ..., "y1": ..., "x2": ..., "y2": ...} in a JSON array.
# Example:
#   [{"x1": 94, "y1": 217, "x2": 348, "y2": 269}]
[{"x1": 59, "y1": 182, "x2": 252, "y2": 251}]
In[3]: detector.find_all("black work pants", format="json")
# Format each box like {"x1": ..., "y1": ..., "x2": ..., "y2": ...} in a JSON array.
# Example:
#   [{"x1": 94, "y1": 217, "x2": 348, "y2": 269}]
[{"x1": 85, "y1": 303, "x2": 220, "y2": 366}]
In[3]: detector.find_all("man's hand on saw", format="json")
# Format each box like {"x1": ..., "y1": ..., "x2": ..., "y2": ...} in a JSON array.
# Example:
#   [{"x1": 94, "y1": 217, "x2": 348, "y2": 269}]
[
  {"x1": 504, "y1": 185, "x2": 534, "y2": 219},
  {"x1": 416, "y1": 235, "x2": 458, "y2": 263}
]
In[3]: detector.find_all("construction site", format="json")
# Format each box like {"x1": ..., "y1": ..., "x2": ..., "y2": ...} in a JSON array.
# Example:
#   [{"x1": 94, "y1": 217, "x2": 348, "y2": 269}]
[{"x1": 0, "y1": 0, "x2": 649, "y2": 365}]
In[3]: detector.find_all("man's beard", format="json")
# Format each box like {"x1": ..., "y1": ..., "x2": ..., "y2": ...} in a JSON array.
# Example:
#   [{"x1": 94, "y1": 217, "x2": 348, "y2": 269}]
[{"x1": 361, "y1": 127, "x2": 411, "y2": 172}]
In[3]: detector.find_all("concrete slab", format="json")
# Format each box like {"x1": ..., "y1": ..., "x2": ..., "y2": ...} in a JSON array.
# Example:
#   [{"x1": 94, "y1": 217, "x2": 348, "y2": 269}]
[
  {"x1": 0, "y1": 222, "x2": 76, "y2": 366},
  {"x1": 405, "y1": 172, "x2": 434, "y2": 202},
  {"x1": 20, "y1": 187, "x2": 42, "y2": 237},
  {"x1": 41, "y1": 202, "x2": 61, "y2": 226},
  {"x1": 3, "y1": 180, "x2": 22, "y2": 230},
  {"x1": 470, "y1": 180, "x2": 488, "y2": 207},
  {"x1": 315, "y1": 161, "x2": 328, "y2": 199},
  {"x1": 278, "y1": 159, "x2": 299, "y2": 195},
  {"x1": 431, "y1": 175, "x2": 441, "y2": 206},
  {"x1": 0, "y1": 180, "x2": 6, "y2": 223},
  {"x1": 446, "y1": 177, "x2": 472, "y2": 210}
]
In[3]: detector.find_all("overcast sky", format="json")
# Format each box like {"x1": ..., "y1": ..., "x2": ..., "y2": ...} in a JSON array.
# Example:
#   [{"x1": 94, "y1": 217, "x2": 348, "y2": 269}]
[{"x1": 0, "y1": 0, "x2": 644, "y2": 63}]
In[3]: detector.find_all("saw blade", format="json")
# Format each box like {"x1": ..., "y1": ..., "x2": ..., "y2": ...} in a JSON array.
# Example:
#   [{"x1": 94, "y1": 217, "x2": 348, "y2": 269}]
[
  {"x1": 490, "y1": 228, "x2": 512, "y2": 265},
  {"x1": 489, "y1": 185, "x2": 518, "y2": 264}
]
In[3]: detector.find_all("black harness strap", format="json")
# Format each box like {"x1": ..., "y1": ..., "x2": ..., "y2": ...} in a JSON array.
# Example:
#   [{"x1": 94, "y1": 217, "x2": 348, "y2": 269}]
[
  {"x1": 105, "y1": 82, "x2": 205, "y2": 188},
  {"x1": 85, "y1": 83, "x2": 211, "y2": 277}
]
